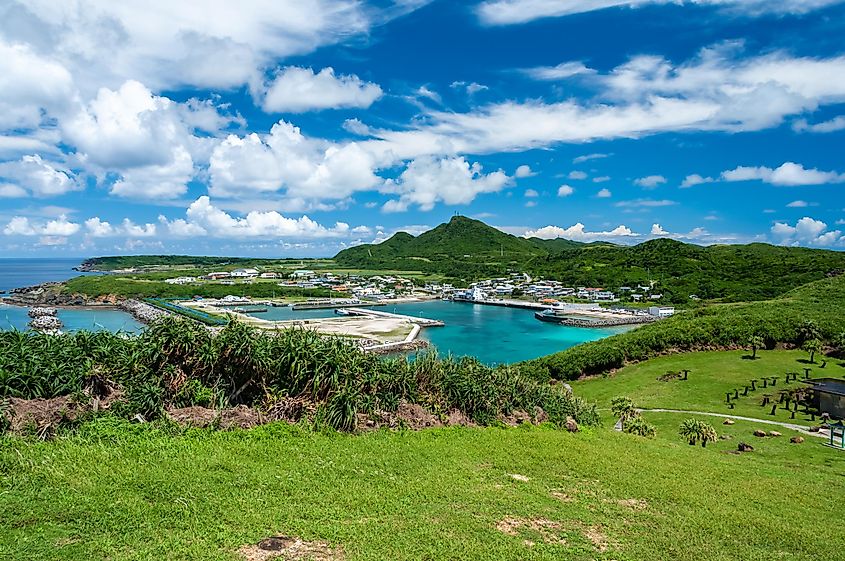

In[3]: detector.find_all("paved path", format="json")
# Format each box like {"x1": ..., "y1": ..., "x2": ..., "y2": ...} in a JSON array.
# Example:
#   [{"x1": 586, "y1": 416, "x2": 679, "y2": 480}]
[{"x1": 638, "y1": 408, "x2": 827, "y2": 438}]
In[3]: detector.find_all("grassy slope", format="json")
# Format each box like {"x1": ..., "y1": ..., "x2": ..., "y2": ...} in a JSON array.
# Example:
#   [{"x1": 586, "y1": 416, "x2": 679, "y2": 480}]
[
  {"x1": 528, "y1": 274, "x2": 845, "y2": 380},
  {"x1": 2, "y1": 420, "x2": 844, "y2": 561},
  {"x1": 572, "y1": 350, "x2": 843, "y2": 426}
]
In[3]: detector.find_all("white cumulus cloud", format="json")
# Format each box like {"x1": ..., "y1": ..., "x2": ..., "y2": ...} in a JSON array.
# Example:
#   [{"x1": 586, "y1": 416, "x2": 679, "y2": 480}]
[
  {"x1": 209, "y1": 120, "x2": 381, "y2": 201},
  {"x1": 771, "y1": 217, "x2": 844, "y2": 246},
  {"x1": 0, "y1": 155, "x2": 79, "y2": 197},
  {"x1": 381, "y1": 157, "x2": 511, "y2": 212},
  {"x1": 557, "y1": 185, "x2": 574, "y2": 197},
  {"x1": 634, "y1": 175, "x2": 667, "y2": 188},
  {"x1": 721, "y1": 162, "x2": 845, "y2": 186},
  {"x1": 523, "y1": 223, "x2": 637, "y2": 241},
  {"x1": 261, "y1": 66, "x2": 382, "y2": 113}
]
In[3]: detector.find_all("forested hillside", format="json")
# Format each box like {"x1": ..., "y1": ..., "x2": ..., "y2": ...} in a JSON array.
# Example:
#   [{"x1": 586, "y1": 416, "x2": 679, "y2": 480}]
[{"x1": 335, "y1": 217, "x2": 845, "y2": 304}]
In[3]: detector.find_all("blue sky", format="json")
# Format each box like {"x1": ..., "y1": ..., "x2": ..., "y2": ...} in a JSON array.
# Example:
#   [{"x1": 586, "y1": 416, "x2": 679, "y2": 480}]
[{"x1": 1, "y1": 0, "x2": 845, "y2": 257}]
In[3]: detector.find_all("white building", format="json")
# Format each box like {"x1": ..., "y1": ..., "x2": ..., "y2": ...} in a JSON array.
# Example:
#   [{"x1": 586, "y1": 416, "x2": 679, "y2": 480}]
[
  {"x1": 231, "y1": 268, "x2": 259, "y2": 278},
  {"x1": 164, "y1": 276, "x2": 196, "y2": 285},
  {"x1": 648, "y1": 306, "x2": 675, "y2": 318}
]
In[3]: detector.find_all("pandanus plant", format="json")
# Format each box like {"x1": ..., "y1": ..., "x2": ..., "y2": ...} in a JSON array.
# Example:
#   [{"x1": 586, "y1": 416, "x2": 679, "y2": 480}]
[{"x1": 679, "y1": 419, "x2": 718, "y2": 448}]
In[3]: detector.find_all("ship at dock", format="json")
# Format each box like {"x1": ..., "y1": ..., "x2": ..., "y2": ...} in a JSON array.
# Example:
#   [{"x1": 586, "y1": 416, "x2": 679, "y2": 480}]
[{"x1": 534, "y1": 303, "x2": 659, "y2": 327}]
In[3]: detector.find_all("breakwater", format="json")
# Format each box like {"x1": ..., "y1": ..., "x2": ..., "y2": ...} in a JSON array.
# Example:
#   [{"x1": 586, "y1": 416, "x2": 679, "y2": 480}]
[
  {"x1": 118, "y1": 299, "x2": 169, "y2": 324},
  {"x1": 554, "y1": 315, "x2": 656, "y2": 328}
]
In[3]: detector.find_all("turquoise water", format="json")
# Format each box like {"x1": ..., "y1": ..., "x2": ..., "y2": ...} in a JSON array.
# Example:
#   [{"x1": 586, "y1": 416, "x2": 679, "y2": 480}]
[
  {"x1": 0, "y1": 303, "x2": 144, "y2": 333},
  {"x1": 248, "y1": 300, "x2": 628, "y2": 364},
  {"x1": 375, "y1": 300, "x2": 628, "y2": 364}
]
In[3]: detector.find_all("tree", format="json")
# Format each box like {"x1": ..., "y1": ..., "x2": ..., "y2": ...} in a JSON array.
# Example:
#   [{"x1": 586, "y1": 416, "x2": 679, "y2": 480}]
[
  {"x1": 833, "y1": 332, "x2": 845, "y2": 357},
  {"x1": 802, "y1": 338, "x2": 822, "y2": 364},
  {"x1": 798, "y1": 320, "x2": 821, "y2": 343},
  {"x1": 679, "y1": 419, "x2": 718, "y2": 448},
  {"x1": 747, "y1": 334, "x2": 765, "y2": 359}
]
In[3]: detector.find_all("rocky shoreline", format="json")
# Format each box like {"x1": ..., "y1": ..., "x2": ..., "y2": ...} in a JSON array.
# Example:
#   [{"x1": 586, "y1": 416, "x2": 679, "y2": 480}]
[{"x1": 5, "y1": 282, "x2": 120, "y2": 307}]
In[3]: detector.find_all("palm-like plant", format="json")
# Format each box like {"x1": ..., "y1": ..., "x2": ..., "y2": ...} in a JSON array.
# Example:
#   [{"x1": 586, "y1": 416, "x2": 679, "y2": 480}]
[
  {"x1": 747, "y1": 334, "x2": 765, "y2": 359},
  {"x1": 611, "y1": 396, "x2": 637, "y2": 423},
  {"x1": 802, "y1": 338, "x2": 822, "y2": 364},
  {"x1": 679, "y1": 419, "x2": 718, "y2": 448}
]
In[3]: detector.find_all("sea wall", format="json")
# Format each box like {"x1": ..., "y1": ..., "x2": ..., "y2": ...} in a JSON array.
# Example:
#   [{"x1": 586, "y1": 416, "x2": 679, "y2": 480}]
[
  {"x1": 558, "y1": 316, "x2": 657, "y2": 328},
  {"x1": 118, "y1": 299, "x2": 169, "y2": 324}
]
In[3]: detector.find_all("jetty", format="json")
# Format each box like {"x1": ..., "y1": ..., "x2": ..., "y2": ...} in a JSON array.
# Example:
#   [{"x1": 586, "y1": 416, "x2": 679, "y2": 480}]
[
  {"x1": 341, "y1": 307, "x2": 445, "y2": 327},
  {"x1": 292, "y1": 299, "x2": 384, "y2": 310}
]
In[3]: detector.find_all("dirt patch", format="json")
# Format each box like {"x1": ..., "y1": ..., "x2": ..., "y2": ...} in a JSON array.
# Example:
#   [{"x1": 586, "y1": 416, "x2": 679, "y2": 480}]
[
  {"x1": 495, "y1": 517, "x2": 566, "y2": 545},
  {"x1": 445, "y1": 409, "x2": 475, "y2": 427},
  {"x1": 508, "y1": 473, "x2": 530, "y2": 482},
  {"x1": 166, "y1": 405, "x2": 263, "y2": 429},
  {"x1": 5, "y1": 396, "x2": 85, "y2": 437},
  {"x1": 266, "y1": 396, "x2": 315, "y2": 423},
  {"x1": 581, "y1": 525, "x2": 611, "y2": 552},
  {"x1": 613, "y1": 498, "x2": 648, "y2": 511},
  {"x1": 167, "y1": 406, "x2": 219, "y2": 428},
  {"x1": 357, "y1": 402, "x2": 477, "y2": 431},
  {"x1": 396, "y1": 402, "x2": 442, "y2": 429},
  {"x1": 219, "y1": 406, "x2": 263, "y2": 429},
  {"x1": 499, "y1": 410, "x2": 533, "y2": 426},
  {"x1": 550, "y1": 491, "x2": 574, "y2": 503},
  {"x1": 238, "y1": 536, "x2": 343, "y2": 561}
]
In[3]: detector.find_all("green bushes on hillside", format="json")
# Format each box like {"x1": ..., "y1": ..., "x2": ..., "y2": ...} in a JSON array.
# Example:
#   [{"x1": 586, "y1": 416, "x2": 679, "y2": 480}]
[
  {"x1": 0, "y1": 317, "x2": 598, "y2": 433},
  {"x1": 336, "y1": 217, "x2": 845, "y2": 303},
  {"x1": 526, "y1": 275, "x2": 845, "y2": 380}
]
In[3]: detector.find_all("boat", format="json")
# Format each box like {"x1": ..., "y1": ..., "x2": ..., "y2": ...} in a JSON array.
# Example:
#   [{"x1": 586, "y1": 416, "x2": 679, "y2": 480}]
[{"x1": 534, "y1": 309, "x2": 566, "y2": 324}]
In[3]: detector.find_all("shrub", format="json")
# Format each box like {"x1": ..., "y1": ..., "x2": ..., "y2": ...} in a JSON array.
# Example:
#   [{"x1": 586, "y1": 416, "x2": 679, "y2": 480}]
[
  {"x1": 679, "y1": 419, "x2": 718, "y2": 448},
  {"x1": 622, "y1": 416, "x2": 656, "y2": 438},
  {"x1": 0, "y1": 317, "x2": 603, "y2": 433}
]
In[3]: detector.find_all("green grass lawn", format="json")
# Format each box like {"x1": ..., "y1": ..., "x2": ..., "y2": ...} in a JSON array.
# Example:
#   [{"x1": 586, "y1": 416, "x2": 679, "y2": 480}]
[
  {"x1": 571, "y1": 350, "x2": 845, "y2": 425},
  {"x1": 2, "y1": 419, "x2": 844, "y2": 561}
]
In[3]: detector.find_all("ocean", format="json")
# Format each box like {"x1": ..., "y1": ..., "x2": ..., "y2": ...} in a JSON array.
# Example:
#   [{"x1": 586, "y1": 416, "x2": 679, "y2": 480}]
[
  {"x1": 0, "y1": 258, "x2": 143, "y2": 333},
  {"x1": 0, "y1": 258, "x2": 93, "y2": 293}
]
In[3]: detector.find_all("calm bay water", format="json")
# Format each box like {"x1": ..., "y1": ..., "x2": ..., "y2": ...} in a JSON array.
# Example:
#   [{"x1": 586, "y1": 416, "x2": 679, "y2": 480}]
[
  {"x1": 251, "y1": 299, "x2": 627, "y2": 364},
  {"x1": 374, "y1": 300, "x2": 628, "y2": 364},
  {"x1": 0, "y1": 258, "x2": 143, "y2": 333},
  {"x1": 0, "y1": 303, "x2": 144, "y2": 333}
]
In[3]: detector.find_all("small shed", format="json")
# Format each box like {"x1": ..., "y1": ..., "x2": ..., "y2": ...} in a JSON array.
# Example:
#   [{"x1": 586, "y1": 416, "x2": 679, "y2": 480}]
[{"x1": 803, "y1": 378, "x2": 845, "y2": 419}]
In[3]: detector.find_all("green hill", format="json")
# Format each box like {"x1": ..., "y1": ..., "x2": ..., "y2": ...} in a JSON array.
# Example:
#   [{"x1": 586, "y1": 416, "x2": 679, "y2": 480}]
[
  {"x1": 336, "y1": 218, "x2": 845, "y2": 303},
  {"x1": 337, "y1": 215, "x2": 553, "y2": 262},
  {"x1": 526, "y1": 272, "x2": 845, "y2": 380}
]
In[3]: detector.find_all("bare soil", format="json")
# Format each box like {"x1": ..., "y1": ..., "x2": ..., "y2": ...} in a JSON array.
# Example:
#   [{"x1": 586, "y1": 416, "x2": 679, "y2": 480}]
[
  {"x1": 166, "y1": 405, "x2": 264, "y2": 429},
  {"x1": 238, "y1": 536, "x2": 343, "y2": 561}
]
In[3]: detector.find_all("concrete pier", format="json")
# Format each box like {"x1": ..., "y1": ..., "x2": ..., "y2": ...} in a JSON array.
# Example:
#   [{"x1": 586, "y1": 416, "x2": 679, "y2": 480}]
[{"x1": 341, "y1": 307, "x2": 445, "y2": 327}]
